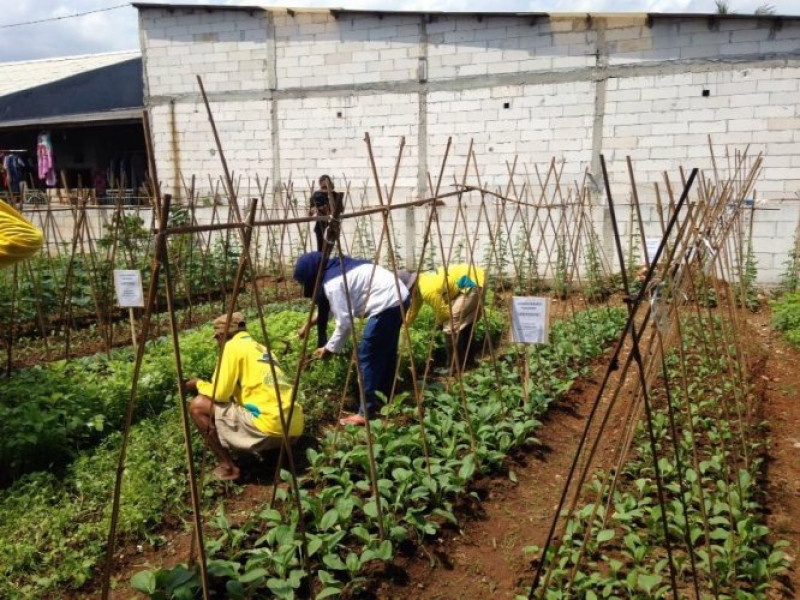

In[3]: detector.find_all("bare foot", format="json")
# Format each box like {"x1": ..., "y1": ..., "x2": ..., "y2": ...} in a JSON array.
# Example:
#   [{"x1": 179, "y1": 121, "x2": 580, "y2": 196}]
[
  {"x1": 212, "y1": 465, "x2": 241, "y2": 481},
  {"x1": 339, "y1": 414, "x2": 367, "y2": 427}
]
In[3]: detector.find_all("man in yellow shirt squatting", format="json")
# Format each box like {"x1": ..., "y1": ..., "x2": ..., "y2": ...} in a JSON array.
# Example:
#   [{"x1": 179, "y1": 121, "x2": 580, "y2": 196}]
[
  {"x1": 404, "y1": 263, "x2": 486, "y2": 373},
  {"x1": 185, "y1": 312, "x2": 304, "y2": 481}
]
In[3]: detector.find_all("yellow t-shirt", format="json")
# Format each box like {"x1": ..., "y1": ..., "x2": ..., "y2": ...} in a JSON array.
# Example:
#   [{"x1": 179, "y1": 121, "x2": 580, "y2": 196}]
[
  {"x1": 0, "y1": 199, "x2": 43, "y2": 269},
  {"x1": 406, "y1": 264, "x2": 485, "y2": 325},
  {"x1": 197, "y1": 332, "x2": 304, "y2": 437}
]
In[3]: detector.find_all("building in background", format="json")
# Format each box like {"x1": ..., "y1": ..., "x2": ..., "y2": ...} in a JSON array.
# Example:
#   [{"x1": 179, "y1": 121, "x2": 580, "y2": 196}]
[
  {"x1": 134, "y1": 4, "x2": 800, "y2": 282},
  {"x1": 0, "y1": 51, "x2": 148, "y2": 204}
]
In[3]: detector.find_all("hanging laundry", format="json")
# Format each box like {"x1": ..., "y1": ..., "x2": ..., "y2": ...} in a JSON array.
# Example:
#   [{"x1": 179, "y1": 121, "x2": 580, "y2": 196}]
[
  {"x1": 93, "y1": 168, "x2": 108, "y2": 198},
  {"x1": 3, "y1": 154, "x2": 26, "y2": 195},
  {"x1": 37, "y1": 132, "x2": 56, "y2": 187},
  {"x1": 0, "y1": 154, "x2": 7, "y2": 192}
]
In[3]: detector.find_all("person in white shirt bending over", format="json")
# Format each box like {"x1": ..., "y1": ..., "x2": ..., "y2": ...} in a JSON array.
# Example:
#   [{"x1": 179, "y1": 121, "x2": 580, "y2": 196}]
[{"x1": 293, "y1": 251, "x2": 409, "y2": 426}]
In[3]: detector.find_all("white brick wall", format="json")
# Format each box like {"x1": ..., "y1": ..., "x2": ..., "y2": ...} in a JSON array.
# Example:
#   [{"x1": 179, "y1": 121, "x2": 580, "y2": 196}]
[
  {"x1": 602, "y1": 65, "x2": 800, "y2": 281},
  {"x1": 427, "y1": 81, "x2": 594, "y2": 191},
  {"x1": 138, "y1": 8, "x2": 800, "y2": 283},
  {"x1": 426, "y1": 16, "x2": 595, "y2": 81},
  {"x1": 141, "y1": 9, "x2": 269, "y2": 97},
  {"x1": 276, "y1": 93, "x2": 418, "y2": 198},
  {"x1": 273, "y1": 11, "x2": 421, "y2": 88},
  {"x1": 149, "y1": 99, "x2": 273, "y2": 199}
]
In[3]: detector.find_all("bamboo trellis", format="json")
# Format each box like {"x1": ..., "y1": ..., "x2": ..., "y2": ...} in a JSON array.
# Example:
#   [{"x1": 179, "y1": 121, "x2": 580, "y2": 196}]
[{"x1": 0, "y1": 78, "x2": 764, "y2": 600}]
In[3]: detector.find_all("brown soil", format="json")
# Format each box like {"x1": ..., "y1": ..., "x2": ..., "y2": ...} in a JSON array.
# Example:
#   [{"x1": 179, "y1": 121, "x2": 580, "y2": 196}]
[
  {"x1": 370, "y1": 354, "x2": 631, "y2": 600},
  {"x1": 748, "y1": 312, "x2": 800, "y2": 598}
]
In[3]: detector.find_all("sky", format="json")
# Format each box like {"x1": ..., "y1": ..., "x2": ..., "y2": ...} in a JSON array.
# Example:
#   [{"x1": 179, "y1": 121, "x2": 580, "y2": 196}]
[{"x1": 0, "y1": 0, "x2": 797, "y2": 63}]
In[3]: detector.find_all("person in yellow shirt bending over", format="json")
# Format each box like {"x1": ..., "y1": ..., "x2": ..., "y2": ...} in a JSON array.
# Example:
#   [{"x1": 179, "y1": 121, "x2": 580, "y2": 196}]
[
  {"x1": 404, "y1": 263, "x2": 486, "y2": 372},
  {"x1": 185, "y1": 312, "x2": 304, "y2": 481},
  {"x1": 0, "y1": 198, "x2": 43, "y2": 269}
]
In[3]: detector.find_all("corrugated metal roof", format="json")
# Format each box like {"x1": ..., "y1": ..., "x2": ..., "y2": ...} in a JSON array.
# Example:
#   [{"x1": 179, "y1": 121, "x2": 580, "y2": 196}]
[{"x1": 0, "y1": 50, "x2": 140, "y2": 99}]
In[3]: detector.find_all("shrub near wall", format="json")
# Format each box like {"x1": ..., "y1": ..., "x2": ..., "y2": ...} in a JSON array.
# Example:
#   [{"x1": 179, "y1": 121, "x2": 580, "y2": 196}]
[{"x1": 771, "y1": 291, "x2": 800, "y2": 348}]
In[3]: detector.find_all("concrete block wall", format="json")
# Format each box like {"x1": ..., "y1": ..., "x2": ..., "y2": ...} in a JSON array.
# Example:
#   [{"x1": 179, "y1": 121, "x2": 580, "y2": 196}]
[
  {"x1": 426, "y1": 16, "x2": 595, "y2": 79},
  {"x1": 276, "y1": 93, "x2": 418, "y2": 191},
  {"x1": 601, "y1": 65, "x2": 800, "y2": 281},
  {"x1": 137, "y1": 7, "x2": 800, "y2": 283},
  {"x1": 273, "y1": 12, "x2": 421, "y2": 87},
  {"x1": 427, "y1": 80, "x2": 595, "y2": 186},
  {"x1": 140, "y1": 9, "x2": 270, "y2": 97},
  {"x1": 148, "y1": 99, "x2": 273, "y2": 198}
]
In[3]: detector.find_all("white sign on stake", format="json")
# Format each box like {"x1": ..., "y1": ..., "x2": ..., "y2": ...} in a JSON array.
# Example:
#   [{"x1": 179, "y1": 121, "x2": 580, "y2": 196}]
[
  {"x1": 113, "y1": 269, "x2": 144, "y2": 308},
  {"x1": 511, "y1": 296, "x2": 550, "y2": 345},
  {"x1": 645, "y1": 237, "x2": 661, "y2": 265}
]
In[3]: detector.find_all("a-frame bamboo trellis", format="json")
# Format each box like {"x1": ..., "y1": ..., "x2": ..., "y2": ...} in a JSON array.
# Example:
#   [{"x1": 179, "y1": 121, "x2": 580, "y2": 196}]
[{"x1": 96, "y1": 76, "x2": 771, "y2": 600}]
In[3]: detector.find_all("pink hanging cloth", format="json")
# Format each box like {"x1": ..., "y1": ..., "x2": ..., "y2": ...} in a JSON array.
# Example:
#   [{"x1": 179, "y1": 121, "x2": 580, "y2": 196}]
[{"x1": 37, "y1": 132, "x2": 57, "y2": 187}]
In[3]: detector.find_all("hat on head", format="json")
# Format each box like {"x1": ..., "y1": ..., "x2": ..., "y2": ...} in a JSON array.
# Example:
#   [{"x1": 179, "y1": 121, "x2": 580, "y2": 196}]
[
  {"x1": 212, "y1": 312, "x2": 246, "y2": 337},
  {"x1": 293, "y1": 251, "x2": 324, "y2": 299}
]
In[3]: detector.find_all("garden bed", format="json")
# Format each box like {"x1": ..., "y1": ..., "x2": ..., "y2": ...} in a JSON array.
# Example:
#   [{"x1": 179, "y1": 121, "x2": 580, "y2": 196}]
[{"x1": 0, "y1": 305, "x2": 621, "y2": 599}]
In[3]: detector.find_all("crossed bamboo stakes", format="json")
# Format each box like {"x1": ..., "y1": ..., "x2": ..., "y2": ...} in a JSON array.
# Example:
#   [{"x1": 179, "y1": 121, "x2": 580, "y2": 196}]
[{"x1": 528, "y1": 147, "x2": 764, "y2": 599}]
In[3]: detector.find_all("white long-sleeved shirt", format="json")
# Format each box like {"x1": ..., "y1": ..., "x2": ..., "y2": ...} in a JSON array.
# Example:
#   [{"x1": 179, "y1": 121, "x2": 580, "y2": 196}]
[{"x1": 323, "y1": 263, "x2": 409, "y2": 353}]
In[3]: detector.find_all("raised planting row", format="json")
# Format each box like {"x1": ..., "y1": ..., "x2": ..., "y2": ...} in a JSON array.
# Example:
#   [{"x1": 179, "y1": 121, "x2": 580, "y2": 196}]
[
  {"x1": 0, "y1": 211, "x2": 242, "y2": 340},
  {"x1": 129, "y1": 307, "x2": 627, "y2": 600},
  {"x1": 0, "y1": 294, "x2": 503, "y2": 487},
  {"x1": 0, "y1": 308, "x2": 227, "y2": 486},
  {"x1": 0, "y1": 300, "x2": 504, "y2": 598},
  {"x1": 6, "y1": 297, "x2": 237, "y2": 370},
  {"x1": 536, "y1": 316, "x2": 788, "y2": 599}
]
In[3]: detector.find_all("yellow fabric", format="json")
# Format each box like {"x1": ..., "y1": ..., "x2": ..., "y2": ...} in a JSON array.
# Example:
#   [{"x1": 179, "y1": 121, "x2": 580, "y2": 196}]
[
  {"x1": 0, "y1": 199, "x2": 43, "y2": 268},
  {"x1": 197, "y1": 332, "x2": 304, "y2": 437},
  {"x1": 405, "y1": 264, "x2": 485, "y2": 325},
  {"x1": 406, "y1": 287, "x2": 424, "y2": 326}
]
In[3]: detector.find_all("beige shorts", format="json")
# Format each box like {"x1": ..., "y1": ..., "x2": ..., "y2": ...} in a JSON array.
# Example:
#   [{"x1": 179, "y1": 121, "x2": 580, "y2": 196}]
[
  {"x1": 443, "y1": 287, "x2": 484, "y2": 334},
  {"x1": 214, "y1": 402, "x2": 283, "y2": 455}
]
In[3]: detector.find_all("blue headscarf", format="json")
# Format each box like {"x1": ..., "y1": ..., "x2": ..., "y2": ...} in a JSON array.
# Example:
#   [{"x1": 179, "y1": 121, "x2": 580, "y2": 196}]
[
  {"x1": 294, "y1": 251, "x2": 372, "y2": 349},
  {"x1": 293, "y1": 251, "x2": 371, "y2": 299},
  {"x1": 293, "y1": 251, "x2": 324, "y2": 299}
]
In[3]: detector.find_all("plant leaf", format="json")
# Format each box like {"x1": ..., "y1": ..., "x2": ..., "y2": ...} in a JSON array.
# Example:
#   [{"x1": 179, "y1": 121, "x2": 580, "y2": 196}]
[
  {"x1": 320, "y1": 508, "x2": 339, "y2": 531},
  {"x1": 130, "y1": 570, "x2": 157, "y2": 594},
  {"x1": 597, "y1": 529, "x2": 615, "y2": 544},
  {"x1": 458, "y1": 453, "x2": 476, "y2": 481},
  {"x1": 239, "y1": 568, "x2": 268, "y2": 584},
  {"x1": 638, "y1": 573, "x2": 662, "y2": 594}
]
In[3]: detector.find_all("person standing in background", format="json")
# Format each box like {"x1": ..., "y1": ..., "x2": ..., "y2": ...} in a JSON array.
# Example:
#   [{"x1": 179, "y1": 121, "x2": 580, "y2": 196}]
[{"x1": 309, "y1": 175, "x2": 344, "y2": 252}]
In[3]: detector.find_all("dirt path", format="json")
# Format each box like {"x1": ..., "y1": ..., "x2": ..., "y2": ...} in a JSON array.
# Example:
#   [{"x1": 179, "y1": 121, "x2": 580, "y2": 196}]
[
  {"x1": 373, "y1": 359, "x2": 632, "y2": 600},
  {"x1": 373, "y1": 313, "x2": 800, "y2": 600},
  {"x1": 751, "y1": 316, "x2": 800, "y2": 598}
]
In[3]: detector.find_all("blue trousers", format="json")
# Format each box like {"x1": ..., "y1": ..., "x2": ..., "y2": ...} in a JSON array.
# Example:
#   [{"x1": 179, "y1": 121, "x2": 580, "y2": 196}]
[{"x1": 357, "y1": 299, "x2": 408, "y2": 418}]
